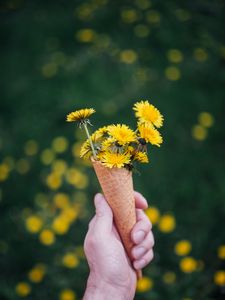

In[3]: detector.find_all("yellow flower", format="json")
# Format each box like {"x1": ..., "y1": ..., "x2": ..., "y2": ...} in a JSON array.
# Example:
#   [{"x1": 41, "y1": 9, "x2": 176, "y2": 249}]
[
  {"x1": 80, "y1": 139, "x2": 92, "y2": 159},
  {"x1": 39, "y1": 229, "x2": 55, "y2": 246},
  {"x1": 145, "y1": 207, "x2": 160, "y2": 224},
  {"x1": 179, "y1": 257, "x2": 197, "y2": 273},
  {"x1": 66, "y1": 108, "x2": 95, "y2": 124},
  {"x1": 101, "y1": 152, "x2": 131, "y2": 168},
  {"x1": 28, "y1": 264, "x2": 46, "y2": 283},
  {"x1": 174, "y1": 240, "x2": 192, "y2": 256},
  {"x1": 163, "y1": 271, "x2": 176, "y2": 284},
  {"x1": 136, "y1": 276, "x2": 153, "y2": 292},
  {"x1": 101, "y1": 137, "x2": 116, "y2": 150},
  {"x1": 133, "y1": 151, "x2": 149, "y2": 163},
  {"x1": 92, "y1": 126, "x2": 108, "y2": 139},
  {"x1": 138, "y1": 123, "x2": 163, "y2": 146},
  {"x1": 133, "y1": 100, "x2": 164, "y2": 128},
  {"x1": 198, "y1": 112, "x2": 214, "y2": 128},
  {"x1": 0, "y1": 163, "x2": 10, "y2": 181},
  {"x1": 25, "y1": 215, "x2": 43, "y2": 233},
  {"x1": 218, "y1": 245, "x2": 225, "y2": 259},
  {"x1": 192, "y1": 125, "x2": 207, "y2": 141},
  {"x1": 59, "y1": 289, "x2": 76, "y2": 300},
  {"x1": 107, "y1": 124, "x2": 136, "y2": 146},
  {"x1": 214, "y1": 271, "x2": 225, "y2": 286},
  {"x1": 52, "y1": 136, "x2": 68, "y2": 153},
  {"x1": 62, "y1": 253, "x2": 79, "y2": 268},
  {"x1": 52, "y1": 216, "x2": 70, "y2": 235},
  {"x1": 158, "y1": 214, "x2": 176, "y2": 233},
  {"x1": 15, "y1": 282, "x2": 31, "y2": 297}
]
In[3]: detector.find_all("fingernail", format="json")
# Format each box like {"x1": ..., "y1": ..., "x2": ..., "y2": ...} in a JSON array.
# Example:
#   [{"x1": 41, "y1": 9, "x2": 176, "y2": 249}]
[
  {"x1": 95, "y1": 193, "x2": 103, "y2": 203},
  {"x1": 133, "y1": 230, "x2": 145, "y2": 243},
  {"x1": 133, "y1": 247, "x2": 145, "y2": 259},
  {"x1": 134, "y1": 259, "x2": 145, "y2": 270}
]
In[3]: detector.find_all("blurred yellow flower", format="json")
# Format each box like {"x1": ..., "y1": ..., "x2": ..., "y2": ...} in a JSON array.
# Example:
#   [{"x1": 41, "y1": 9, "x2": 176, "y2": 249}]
[
  {"x1": 102, "y1": 152, "x2": 131, "y2": 168},
  {"x1": 53, "y1": 193, "x2": 70, "y2": 209},
  {"x1": 46, "y1": 173, "x2": 62, "y2": 190},
  {"x1": 52, "y1": 159, "x2": 68, "y2": 175},
  {"x1": 174, "y1": 240, "x2": 192, "y2": 256},
  {"x1": 134, "y1": 0, "x2": 151, "y2": 10},
  {"x1": 158, "y1": 214, "x2": 176, "y2": 233},
  {"x1": 39, "y1": 229, "x2": 55, "y2": 246},
  {"x1": 0, "y1": 163, "x2": 10, "y2": 181},
  {"x1": 138, "y1": 123, "x2": 163, "y2": 146},
  {"x1": 136, "y1": 276, "x2": 153, "y2": 292},
  {"x1": 16, "y1": 159, "x2": 30, "y2": 174},
  {"x1": 192, "y1": 125, "x2": 207, "y2": 141},
  {"x1": 163, "y1": 271, "x2": 176, "y2": 284},
  {"x1": 121, "y1": 8, "x2": 139, "y2": 23},
  {"x1": 15, "y1": 282, "x2": 31, "y2": 297},
  {"x1": 66, "y1": 168, "x2": 88, "y2": 189},
  {"x1": 198, "y1": 112, "x2": 214, "y2": 128},
  {"x1": 214, "y1": 270, "x2": 225, "y2": 286},
  {"x1": 133, "y1": 100, "x2": 164, "y2": 128},
  {"x1": 61, "y1": 206, "x2": 79, "y2": 223},
  {"x1": 42, "y1": 63, "x2": 58, "y2": 78},
  {"x1": 52, "y1": 216, "x2": 70, "y2": 235},
  {"x1": 167, "y1": 49, "x2": 183, "y2": 63},
  {"x1": 165, "y1": 66, "x2": 181, "y2": 81},
  {"x1": 76, "y1": 29, "x2": 97, "y2": 43},
  {"x1": 59, "y1": 289, "x2": 76, "y2": 300},
  {"x1": 24, "y1": 140, "x2": 39, "y2": 156},
  {"x1": 179, "y1": 257, "x2": 197, "y2": 273},
  {"x1": 218, "y1": 245, "x2": 225, "y2": 259},
  {"x1": 120, "y1": 49, "x2": 138, "y2": 64},
  {"x1": 25, "y1": 215, "x2": 43, "y2": 233},
  {"x1": 41, "y1": 149, "x2": 55, "y2": 165},
  {"x1": 193, "y1": 48, "x2": 208, "y2": 62},
  {"x1": 107, "y1": 124, "x2": 136, "y2": 146},
  {"x1": 52, "y1": 136, "x2": 69, "y2": 153},
  {"x1": 134, "y1": 24, "x2": 150, "y2": 38},
  {"x1": 28, "y1": 264, "x2": 46, "y2": 283},
  {"x1": 146, "y1": 10, "x2": 161, "y2": 24},
  {"x1": 62, "y1": 253, "x2": 79, "y2": 268},
  {"x1": 145, "y1": 206, "x2": 160, "y2": 224}
]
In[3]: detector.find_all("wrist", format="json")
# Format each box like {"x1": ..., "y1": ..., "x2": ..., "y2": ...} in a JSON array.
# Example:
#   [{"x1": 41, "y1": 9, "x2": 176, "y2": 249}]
[{"x1": 83, "y1": 273, "x2": 135, "y2": 300}]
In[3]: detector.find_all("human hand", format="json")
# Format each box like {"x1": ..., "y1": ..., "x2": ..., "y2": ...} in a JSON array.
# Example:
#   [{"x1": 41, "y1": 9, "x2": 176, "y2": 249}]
[{"x1": 83, "y1": 192, "x2": 154, "y2": 300}]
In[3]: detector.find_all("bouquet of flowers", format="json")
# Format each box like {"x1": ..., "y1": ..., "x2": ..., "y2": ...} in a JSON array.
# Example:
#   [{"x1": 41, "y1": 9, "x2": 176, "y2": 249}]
[{"x1": 66, "y1": 100, "x2": 164, "y2": 277}]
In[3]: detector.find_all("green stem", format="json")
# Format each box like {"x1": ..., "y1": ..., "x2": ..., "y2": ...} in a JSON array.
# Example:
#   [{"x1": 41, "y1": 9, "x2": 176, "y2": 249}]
[{"x1": 83, "y1": 123, "x2": 97, "y2": 159}]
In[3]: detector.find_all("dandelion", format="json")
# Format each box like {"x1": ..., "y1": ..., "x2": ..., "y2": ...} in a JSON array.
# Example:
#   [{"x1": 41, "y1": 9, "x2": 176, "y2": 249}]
[
  {"x1": 133, "y1": 100, "x2": 164, "y2": 127},
  {"x1": 107, "y1": 124, "x2": 136, "y2": 146},
  {"x1": 102, "y1": 152, "x2": 131, "y2": 168},
  {"x1": 133, "y1": 151, "x2": 149, "y2": 163},
  {"x1": 138, "y1": 123, "x2": 163, "y2": 146}
]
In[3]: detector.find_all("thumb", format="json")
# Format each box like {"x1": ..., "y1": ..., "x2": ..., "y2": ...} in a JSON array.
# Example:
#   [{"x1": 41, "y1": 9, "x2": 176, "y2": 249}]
[{"x1": 94, "y1": 193, "x2": 113, "y2": 233}]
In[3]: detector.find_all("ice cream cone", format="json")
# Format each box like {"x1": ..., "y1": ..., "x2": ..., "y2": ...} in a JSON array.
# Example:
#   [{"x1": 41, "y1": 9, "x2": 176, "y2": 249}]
[{"x1": 92, "y1": 158, "x2": 142, "y2": 279}]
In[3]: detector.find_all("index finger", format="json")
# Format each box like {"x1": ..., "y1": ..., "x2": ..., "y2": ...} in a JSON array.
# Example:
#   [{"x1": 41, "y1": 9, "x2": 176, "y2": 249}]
[{"x1": 134, "y1": 191, "x2": 148, "y2": 209}]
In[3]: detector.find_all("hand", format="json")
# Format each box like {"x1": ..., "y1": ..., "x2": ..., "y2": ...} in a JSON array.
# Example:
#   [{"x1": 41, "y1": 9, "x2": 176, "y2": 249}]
[{"x1": 83, "y1": 192, "x2": 154, "y2": 300}]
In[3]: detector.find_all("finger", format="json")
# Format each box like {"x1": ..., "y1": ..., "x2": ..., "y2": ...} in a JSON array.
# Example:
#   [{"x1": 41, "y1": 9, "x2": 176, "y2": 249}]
[
  {"x1": 136, "y1": 208, "x2": 151, "y2": 222},
  {"x1": 93, "y1": 193, "x2": 113, "y2": 233},
  {"x1": 88, "y1": 216, "x2": 96, "y2": 230},
  {"x1": 134, "y1": 191, "x2": 148, "y2": 209},
  {"x1": 133, "y1": 249, "x2": 154, "y2": 270},
  {"x1": 132, "y1": 231, "x2": 154, "y2": 260},
  {"x1": 131, "y1": 212, "x2": 152, "y2": 244}
]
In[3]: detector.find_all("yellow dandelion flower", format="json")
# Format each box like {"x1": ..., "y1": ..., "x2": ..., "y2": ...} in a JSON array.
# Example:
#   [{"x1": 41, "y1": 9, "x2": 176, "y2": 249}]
[
  {"x1": 133, "y1": 100, "x2": 164, "y2": 128},
  {"x1": 138, "y1": 123, "x2": 163, "y2": 146},
  {"x1": 214, "y1": 271, "x2": 225, "y2": 286},
  {"x1": 62, "y1": 253, "x2": 79, "y2": 268},
  {"x1": 28, "y1": 264, "x2": 46, "y2": 283},
  {"x1": 92, "y1": 126, "x2": 108, "y2": 139},
  {"x1": 107, "y1": 124, "x2": 136, "y2": 146},
  {"x1": 136, "y1": 276, "x2": 153, "y2": 292},
  {"x1": 101, "y1": 152, "x2": 131, "y2": 168},
  {"x1": 175, "y1": 240, "x2": 192, "y2": 256},
  {"x1": 15, "y1": 282, "x2": 31, "y2": 297},
  {"x1": 59, "y1": 289, "x2": 76, "y2": 300},
  {"x1": 101, "y1": 137, "x2": 116, "y2": 150},
  {"x1": 80, "y1": 139, "x2": 92, "y2": 159},
  {"x1": 39, "y1": 229, "x2": 55, "y2": 246},
  {"x1": 158, "y1": 214, "x2": 176, "y2": 233},
  {"x1": 145, "y1": 206, "x2": 160, "y2": 224},
  {"x1": 133, "y1": 151, "x2": 149, "y2": 163},
  {"x1": 66, "y1": 108, "x2": 95, "y2": 124},
  {"x1": 218, "y1": 245, "x2": 225, "y2": 259},
  {"x1": 180, "y1": 257, "x2": 197, "y2": 273},
  {"x1": 25, "y1": 215, "x2": 43, "y2": 233}
]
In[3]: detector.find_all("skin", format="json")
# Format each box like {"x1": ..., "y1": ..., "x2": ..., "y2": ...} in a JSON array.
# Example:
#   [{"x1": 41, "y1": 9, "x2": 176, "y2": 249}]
[{"x1": 83, "y1": 192, "x2": 154, "y2": 300}]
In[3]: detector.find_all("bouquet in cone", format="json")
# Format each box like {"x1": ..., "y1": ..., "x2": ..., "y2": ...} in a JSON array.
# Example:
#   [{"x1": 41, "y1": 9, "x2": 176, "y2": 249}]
[{"x1": 66, "y1": 101, "x2": 164, "y2": 277}]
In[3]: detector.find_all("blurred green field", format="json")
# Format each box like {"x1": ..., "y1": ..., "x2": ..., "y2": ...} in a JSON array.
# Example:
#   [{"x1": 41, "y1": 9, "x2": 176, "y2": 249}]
[{"x1": 1, "y1": 0, "x2": 225, "y2": 299}]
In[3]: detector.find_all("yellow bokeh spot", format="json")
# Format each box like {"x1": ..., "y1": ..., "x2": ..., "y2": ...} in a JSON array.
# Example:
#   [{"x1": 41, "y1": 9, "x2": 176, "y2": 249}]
[
  {"x1": 218, "y1": 245, "x2": 225, "y2": 259},
  {"x1": 193, "y1": 48, "x2": 208, "y2": 62},
  {"x1": 39, "y1": 229, "x2": 55, "y2": 246},
  {"x1": 214, "y1": 271, "x2": 225, "y2": 286},
  {"x1": 158, "y1": 214, "x2": 176, "y2": 233},
  {"x1": 15, "y1": 282, "x2": 31, "y2": 297},
  {"x1": 76, "y1": 29, "x2": 97, "y2": 43},
  {"x1": 66, "y1": 168, "x2": 88, "y2": 189},
  {"x1": 0, "y1": 163, "x2": 10, "y2": 181},
  {"x1": 59, "y1": 289, "x2": 76, "y2": 300},
  {"x1": 52, "y1": 160, "x2": 68, "y2": 175},
  {"x1": 134, "y1": 0, "x2": 151, "y2": 10},
  {"x1": 35, "y1": 193, "x2": 49, "y2": 208},
  {"x1": 163, "y1": 271, "x2": 176, "y2": 284},
  {"x1": 28, "y1": 264, "x2": 46, "y2": 283},
  {"x1": 24, "y1": 140, "x2": 38, "y2": 156},
  {"x1": 146, "y1": 10, "x2": 161, "y2": 24},
  {"x1": 120, "y1": 49, "x2": 138, "y2": 64},
  {"x1": 145, "y1": 206, "x2": 160, "y2": 225},
  {"x1": 72, "y1": 142, "x2": 83, "y2": 158},
  {"x1": 41, "y1": 149, "x2": 55, "y2": 165},
  {"x1": 62, "y1": 253, "x2": 79, "y2": 268},
  {"x1": 46, "y1": 173, "x2": 62, "y2": 190},
  {"x1": 61, "y1": 206, "x2": 79, "y2": 223},
  {"x1": 167, "y1": 49, "x2": 183, "y2": 63},
  {"x1": 42, "y1": 63, "x2": 58, "y2": 78},
  {"x1": 52, "y1": 136, "x2": 69, "y2": 153},
  {"x1": 198, "y1": 112, "x2": 214, "y2": 128},
  {"x1": 16, "y1": 159, "x2": 30, "y2": 174},
  {"x1": 25, "y1": 215, "x2": 43, "y2": 233},
  {"x1": 179, "y1": 257, "x2": 197, "y2": 273},
  {"x1": 174, "y1": 240, "x2": 192, "y2": 256},
  {"x1": 52, "y1": 216, "x2": 70, "y2": 235},
  {"x1": 136, "y1": 276, "x2": 153, "y2": 292},
  {"x1": 192, "y1": 125, "x2": 207, "y2": 141},
  {"x1": 121, "y1": 8, "x2": 139, "y2": 23},
  {"x1": 165, "y1": 66, "x2": 181, "y2": 81},
  {"x1": 134, "y1": 24, "x2": 150, "y2": 38},
  {"x1": 53, "y1": 193, "x2": 70, "y2": 209}
]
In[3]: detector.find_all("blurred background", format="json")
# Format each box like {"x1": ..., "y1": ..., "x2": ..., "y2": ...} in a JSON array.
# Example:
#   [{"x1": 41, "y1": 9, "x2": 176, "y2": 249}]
[{"x1": 1, "y1": 0, "x2": 225, "y2": 299}]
